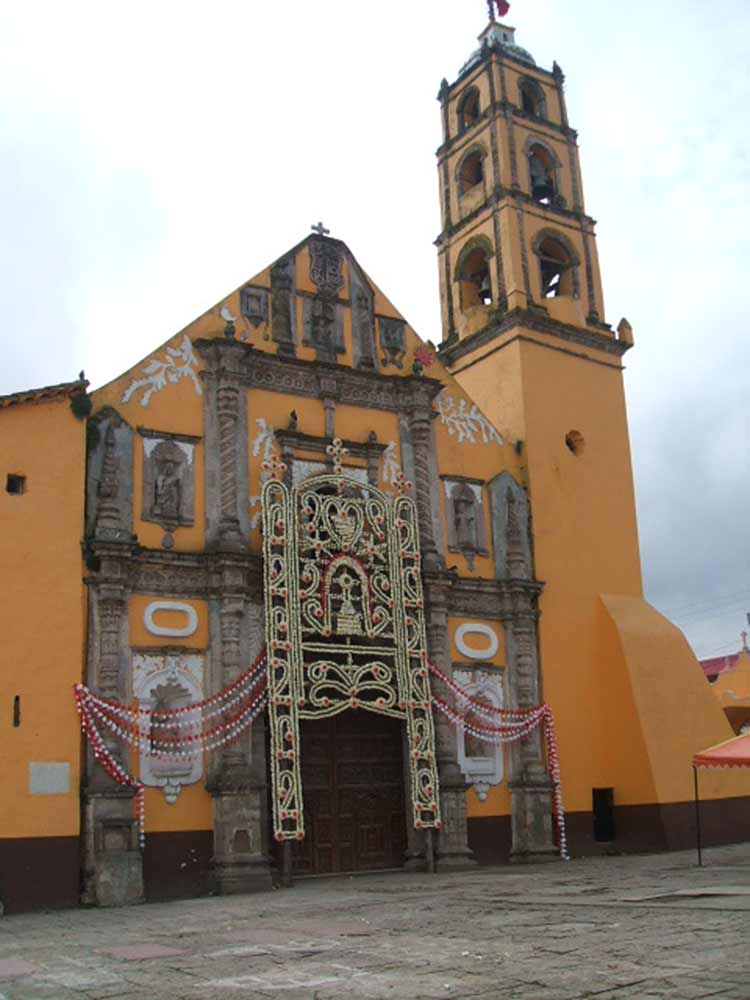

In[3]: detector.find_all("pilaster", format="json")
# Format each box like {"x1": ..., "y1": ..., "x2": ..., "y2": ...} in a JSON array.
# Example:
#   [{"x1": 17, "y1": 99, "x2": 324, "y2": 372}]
[
  {"x1": 82, "y1": 548, "x2": 144, "y2": 907},
  {"x1": 424, "y1": 575, "x2": 475, "y2": 870}
]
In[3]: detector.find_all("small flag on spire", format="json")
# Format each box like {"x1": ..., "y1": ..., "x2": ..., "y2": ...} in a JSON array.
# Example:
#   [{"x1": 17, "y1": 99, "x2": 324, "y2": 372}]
[{"x1": 488, "y1": 0, "x2": 511, "y2": 19}]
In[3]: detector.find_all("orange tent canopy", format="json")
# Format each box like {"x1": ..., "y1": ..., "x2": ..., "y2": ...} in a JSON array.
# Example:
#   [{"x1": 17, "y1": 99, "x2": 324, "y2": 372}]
[{"x1": 693, "y1": 732, "x2": 750, "y2": 769}]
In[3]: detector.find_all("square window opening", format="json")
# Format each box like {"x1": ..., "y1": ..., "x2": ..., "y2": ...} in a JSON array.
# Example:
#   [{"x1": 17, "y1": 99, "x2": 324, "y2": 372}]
[{"x1": 6, "y1": 474, "x2": 26, "y2": 496}]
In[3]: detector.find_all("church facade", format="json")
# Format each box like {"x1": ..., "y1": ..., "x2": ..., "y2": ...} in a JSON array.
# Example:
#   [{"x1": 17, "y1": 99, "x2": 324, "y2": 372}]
[{"x1": 2, "y1": 14, "x2": 749, "y2": 914}]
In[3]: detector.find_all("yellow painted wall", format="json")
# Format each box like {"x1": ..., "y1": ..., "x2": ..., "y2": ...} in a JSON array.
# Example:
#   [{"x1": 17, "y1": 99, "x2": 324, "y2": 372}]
[
  {"x1": 0, "y1": 396, "x2": 86, "y2": 839},
  {"x1": 601, "y1": 596, "x2": 748, "y2": 805}
]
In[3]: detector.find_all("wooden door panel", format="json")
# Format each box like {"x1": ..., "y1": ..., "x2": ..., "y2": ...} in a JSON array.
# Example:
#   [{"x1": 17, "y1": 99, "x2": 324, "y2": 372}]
[{"x1": 281, "y1": 710, "x2": 407, "y2": 875}]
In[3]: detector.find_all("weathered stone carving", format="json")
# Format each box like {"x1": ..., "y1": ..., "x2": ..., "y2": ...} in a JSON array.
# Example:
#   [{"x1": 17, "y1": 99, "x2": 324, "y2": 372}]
[
  {"x1": 87, "y1": 408, "x2": 135, "y2": 544},
  {"x1": 350, "y1": 266, "x2": 377, "y2": 370},
  {"x1": 270, "y1": 256, "x2": 296, "y2": 357},
  {"x1": 454, "y1": 666, "x2": 505, "y2": 800},
  {"x1": 140, "y1": 433, "x2": 197, "y2": 538},
  {"x1": 489, "y1": 472, "x2": 532, "y2": 579},
  {"x1": 132, "y1": 651, "x2": 204, "y2": 804},
  {"x1": 309, "y1": 237, "x2": 345, "y2": 297},
  {"x1": 240, "y1": 284, "x2": 269, "y2": 329},
  {"x1": 444, "y1": 479, "x2": 488, "y2": 570},
  {"x1": 302, "y1": 295, "x2": 345, "y2": 362},
  {"x1": 378, "y1": 317, "x2": 406, "y2": 369}
]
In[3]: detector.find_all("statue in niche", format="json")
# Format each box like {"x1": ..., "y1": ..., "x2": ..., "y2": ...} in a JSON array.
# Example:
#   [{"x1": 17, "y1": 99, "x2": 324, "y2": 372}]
[
  {"x1": 152, "y1": 440, "x2": 185, "y2": 523},
  {"x1": 453, "y1": 483, "x2": 479, "y2": 551},
  {"x1": 449, "y1": 481, "x2": 484, "y2": 570}
]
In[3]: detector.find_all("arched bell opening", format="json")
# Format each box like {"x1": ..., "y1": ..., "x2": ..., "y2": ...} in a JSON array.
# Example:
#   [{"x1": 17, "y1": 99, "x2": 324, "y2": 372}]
[
  {"x1": 457, "y1": 87, "x2": 481, "y2": 133},
  {"x1": 456, "y1": 242, "x2": 493, "y2": 311},
  {"x1": 457, "y1": 148, "x2": 486, "y2": 198},
  {"x1": 533, "y1": 231, "x2": 580, "y2": 299},
  {"x1": 528, "y1": 143, "x2": 559, "y2": 206}
]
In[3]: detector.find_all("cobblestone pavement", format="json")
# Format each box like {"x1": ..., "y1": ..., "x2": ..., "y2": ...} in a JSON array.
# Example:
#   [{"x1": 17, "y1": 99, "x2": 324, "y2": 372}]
[{"x1": 1, "y1": 843, "x2": 749, "y2": 1000}]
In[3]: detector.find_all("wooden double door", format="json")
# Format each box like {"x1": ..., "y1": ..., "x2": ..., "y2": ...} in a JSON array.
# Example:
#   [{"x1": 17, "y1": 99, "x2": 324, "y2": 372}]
[{"x1": 285, "y1": 710, "x2": 408, "y2": 876}]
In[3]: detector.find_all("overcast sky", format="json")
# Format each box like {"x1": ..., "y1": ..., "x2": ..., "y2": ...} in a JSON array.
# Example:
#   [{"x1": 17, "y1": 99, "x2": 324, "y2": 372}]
[{"x1": 1, "y1": 0, "x2": 747, "y2": 658}]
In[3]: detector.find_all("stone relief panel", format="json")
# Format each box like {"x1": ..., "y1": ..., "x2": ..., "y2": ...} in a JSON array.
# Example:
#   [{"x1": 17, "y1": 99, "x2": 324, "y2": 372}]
[
  {"x1": 378, "y1": 317, "x2": 406, "y2": 369},
  {"x1": 140, "y1": 433, "x2": 197, "y2": 539},
  {"x1": 302, "y1": 297, "x2": 345, "y2": 362},
  {"x1": 270, "y1": 256, "x2": 297, "y2": 357},
  {"x1": 309, "y1": 238, "x2": 345, "y2": 297},
  {"x1": 444, "y1": 479, "x2": 488, "y2": 571},
  {"x1": 349, "y1": 265, "x2": 377, "y2": 371},
  {"x1": 240, "y1": 284, "x2": 269, "y2": 329},
  {"x1": 454, "y1": 665, "x2": 505, "y2": 801},
  {"x1": 132, "y1": 651, "x2": 204, "y2": 805}
]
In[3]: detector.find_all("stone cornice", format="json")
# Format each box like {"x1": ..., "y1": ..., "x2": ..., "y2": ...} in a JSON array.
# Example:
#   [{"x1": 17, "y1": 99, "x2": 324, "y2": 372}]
[
  {"x1": 86, "y1": 544, "x2": 262, "y2": 600},
  {"x1": 436, "y1": 98, "x2": 576, "y2": 162},
  {"x1": 446, "y1": 576, "x2": 543, "y2": 620},
  {"x1": 195, "y1": 338, "x2": 445, "y2": 412},
  {"x1": 438, "y1": 308, "x2": 627, "y2": 366},
  {"x1": 434, "y1": 188, "x2": 593, "y2": 248}
]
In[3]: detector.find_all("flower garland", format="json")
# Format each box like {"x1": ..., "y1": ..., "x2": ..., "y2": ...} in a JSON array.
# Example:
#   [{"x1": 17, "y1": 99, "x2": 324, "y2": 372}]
[
  {"x1": 75, "y1": 642, "x2": 568, "y2": 861},
  {"x1": 74, "y1": 650, "x2": 269, "y2": 846},
  {"x1": 428, "y1": 660, "x2": 569, "y2": 862}
]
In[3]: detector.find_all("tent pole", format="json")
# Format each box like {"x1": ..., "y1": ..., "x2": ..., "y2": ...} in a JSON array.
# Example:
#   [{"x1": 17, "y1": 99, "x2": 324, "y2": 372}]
[{"x1": 693, "y1": 766, "x2": 703, "y2": 868}]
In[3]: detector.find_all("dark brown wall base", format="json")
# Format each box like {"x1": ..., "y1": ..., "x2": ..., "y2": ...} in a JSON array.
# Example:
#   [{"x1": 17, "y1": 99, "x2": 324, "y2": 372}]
[
  {"x1": 469, "y1": 795, "x2": 750, "y2": 865},
  {"x1": 0, "y1": 836, "x2": 80, "y2": 915},
  {"x1": 467, "y1": 816, "x2": 512, "y2": 865},
  {"x1": 143, "y1": 830, "x2": 213, "y2": 902}
]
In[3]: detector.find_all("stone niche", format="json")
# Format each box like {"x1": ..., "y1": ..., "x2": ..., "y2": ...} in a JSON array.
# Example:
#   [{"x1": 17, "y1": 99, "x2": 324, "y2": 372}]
[
  {"x1": 454, "y1": 665, "x2": 505, "y2": 800},
  {"x1": 443, "y1": 477, "x2": 488, "y2": 571},
  {"x1": 139, "y1": 430, "x2": 198, "y2": 536},
  {"x1": 132, "y1": 650, "x2": 204, "y2": 804}
]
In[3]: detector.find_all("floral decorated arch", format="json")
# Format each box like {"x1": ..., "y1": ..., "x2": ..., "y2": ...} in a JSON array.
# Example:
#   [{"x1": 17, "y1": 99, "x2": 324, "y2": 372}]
[{"x1": 261, "y1": 448, "x2": 442, "y2": 844}]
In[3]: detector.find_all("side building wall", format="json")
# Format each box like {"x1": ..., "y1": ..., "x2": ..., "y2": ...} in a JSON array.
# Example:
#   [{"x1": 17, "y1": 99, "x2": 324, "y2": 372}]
[{"x1": 0, "y1": 394, "x2": 87, "y2": 913}]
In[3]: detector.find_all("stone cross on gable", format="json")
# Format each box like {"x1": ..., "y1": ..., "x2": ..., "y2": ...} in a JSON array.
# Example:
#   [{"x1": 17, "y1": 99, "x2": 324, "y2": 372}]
[{"x1": 311, "y1": 221, "x2": 330, "y2": 237}]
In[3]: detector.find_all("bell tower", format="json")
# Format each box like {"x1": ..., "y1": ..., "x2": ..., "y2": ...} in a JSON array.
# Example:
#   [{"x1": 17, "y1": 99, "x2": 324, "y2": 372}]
[
  {"x1": 437, "y1": 6, "x2": 648, "y2": 827},
  {"x1": 436, "y1": 7, "x2": 614, "y2": 344}
]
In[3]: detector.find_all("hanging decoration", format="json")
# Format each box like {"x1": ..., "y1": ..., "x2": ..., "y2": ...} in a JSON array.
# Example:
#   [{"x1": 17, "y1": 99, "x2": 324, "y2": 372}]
[
  {"x1": 74, "y1": 651, "x2": 269, "y2": 845},
  {"x1": 428, "y1": 659, "x2": 569, "y2": 861},
  {"x1": 262, "y1": 439, "x2": 442, "y2": 843}
]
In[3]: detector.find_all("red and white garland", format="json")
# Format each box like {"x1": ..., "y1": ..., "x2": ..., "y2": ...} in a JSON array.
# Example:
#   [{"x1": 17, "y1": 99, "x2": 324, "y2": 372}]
[
  {"x1": 75, "y1": 647, "x2": 568, "y2": 861},
  {"x1": 74, "y1": 650, "x2": 269, "y2": 846},
  {"x1": 428, "y1": 661, "x2": 569, "y2": 861}
]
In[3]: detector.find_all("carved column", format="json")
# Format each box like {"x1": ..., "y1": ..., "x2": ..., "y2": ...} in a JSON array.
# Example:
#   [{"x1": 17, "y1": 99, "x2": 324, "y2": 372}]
[
  {"x1": 196, "y1": 337, "x2": 249, "y2": 553},
  {"x1": 82, "y1": 553, "x2": 144, "y2": 908},
  {"x1": 503, "y1": 495, "x2": 556, "y2": 862},
  {"x1": 200, "y1": 335, "x2": 272, "y2": 893},
  {"x1": 208, "y1": 563, "x2": 272, "y2": 894},
  {"x1": 405, "y1": 382, "x2": 474, "y2": 868},
  {"x1": 424, "y1": 576, "x2": 475, "y2": 870},
  {"x1": 407, "y1": 391, "x2": 443, "y2": 575}
]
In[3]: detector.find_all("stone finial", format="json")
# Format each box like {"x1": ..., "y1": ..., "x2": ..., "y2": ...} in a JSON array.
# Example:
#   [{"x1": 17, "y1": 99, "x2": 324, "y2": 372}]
[{"x1": 617, "y1": 317, "x2": 634, "y2": 346}]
